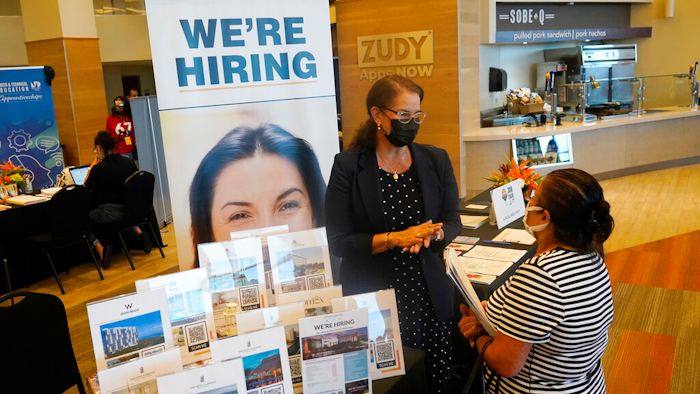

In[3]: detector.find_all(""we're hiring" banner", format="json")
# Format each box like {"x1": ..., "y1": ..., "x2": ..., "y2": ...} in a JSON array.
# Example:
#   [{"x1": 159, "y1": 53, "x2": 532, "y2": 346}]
[{"x1": 145, "y1": 0, "x2": 339, "y2": 270}]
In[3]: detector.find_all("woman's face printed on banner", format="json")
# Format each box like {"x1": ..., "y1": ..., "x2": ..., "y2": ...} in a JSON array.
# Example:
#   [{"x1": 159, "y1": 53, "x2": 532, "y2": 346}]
[{"x1": 209, "y1": 153, "x2": 314, "y2": 240}]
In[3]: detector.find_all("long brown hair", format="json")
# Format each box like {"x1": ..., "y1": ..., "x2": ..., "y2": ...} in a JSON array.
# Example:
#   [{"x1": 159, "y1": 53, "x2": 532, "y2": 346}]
[{"x1": 349, "y1": 75, "x2": 424, "y2": 149}]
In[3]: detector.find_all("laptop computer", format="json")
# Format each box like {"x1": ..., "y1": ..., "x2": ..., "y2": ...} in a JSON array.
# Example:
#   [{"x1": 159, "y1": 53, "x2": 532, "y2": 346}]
[{"x1": 68, "y1": 165, "x2": 90, "y2": 186}]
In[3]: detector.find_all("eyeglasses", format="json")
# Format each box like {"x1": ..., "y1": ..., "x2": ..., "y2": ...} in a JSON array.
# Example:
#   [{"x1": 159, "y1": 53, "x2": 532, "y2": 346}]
[{"x1": 380, "y1": 108, "x2": 427, "y2": 124}]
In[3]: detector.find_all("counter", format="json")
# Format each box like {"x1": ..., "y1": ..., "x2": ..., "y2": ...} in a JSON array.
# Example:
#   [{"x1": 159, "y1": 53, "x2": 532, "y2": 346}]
[{"x1": 461, "y1": 107, "x2": 700, "y2": 197}]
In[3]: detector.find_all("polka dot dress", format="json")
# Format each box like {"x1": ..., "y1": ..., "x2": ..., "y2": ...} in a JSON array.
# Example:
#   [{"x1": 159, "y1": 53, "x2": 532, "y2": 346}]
[{"x1": 380, "y1": 165, "x2": 452, "y2": 394}]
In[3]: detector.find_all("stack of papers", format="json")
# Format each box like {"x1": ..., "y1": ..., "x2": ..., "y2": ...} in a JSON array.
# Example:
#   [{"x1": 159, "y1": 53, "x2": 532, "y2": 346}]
[
  {"x1": 5, "y1": 195, "x2": 48, "y2": 205},
  {"x1": 492, "y1": 229, "x2": 536, "y2": 245},
  {"x1": 39, "y1": 187, "x2": 63, "y2": 198},
  {"x1": 456, "y1": 246, "x2": 528, "y2": 285},
  {"x1": 445, "y1": 248, "x2": 497, "y2": 336},
  {"x1": 460, "y1": 215, "x2": 489, "y2": 229}
]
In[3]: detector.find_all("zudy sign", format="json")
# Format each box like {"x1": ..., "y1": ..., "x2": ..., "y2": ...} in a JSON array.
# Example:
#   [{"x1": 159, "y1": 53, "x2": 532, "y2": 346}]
[{"x1": 357, "y1": 30, "x2": 434, "y2": 81}]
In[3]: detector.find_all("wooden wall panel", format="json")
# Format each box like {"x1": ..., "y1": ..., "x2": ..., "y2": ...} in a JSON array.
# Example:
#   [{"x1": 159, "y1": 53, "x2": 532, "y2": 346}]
[
  {"x1": 335, "y1": 0, "x2": 462, "y2": 192},
  {"x1": 64, "y1": 39, "x2": 108, "y2": 165},
  {"x1": 25, "y1": 38, "x2": 107, "y2": 167},
  {"x1": 25, "y1": 38, "x2": 79, "y2": 166}
]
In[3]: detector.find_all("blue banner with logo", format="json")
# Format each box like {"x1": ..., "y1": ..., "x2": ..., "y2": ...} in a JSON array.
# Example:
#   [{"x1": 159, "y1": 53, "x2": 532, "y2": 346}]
[{"x1": 0, "y1": 66, "x2": 63, "y2": 190}]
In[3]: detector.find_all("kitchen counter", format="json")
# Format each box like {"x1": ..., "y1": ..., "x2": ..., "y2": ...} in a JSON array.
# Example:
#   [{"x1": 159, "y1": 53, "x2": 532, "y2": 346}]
[
  {"x1": 461, "y1": 106, "x2": 700, "y2": 197},
  {"x1": 465, "y1": 107, "x2": 700, "y2": 142}
]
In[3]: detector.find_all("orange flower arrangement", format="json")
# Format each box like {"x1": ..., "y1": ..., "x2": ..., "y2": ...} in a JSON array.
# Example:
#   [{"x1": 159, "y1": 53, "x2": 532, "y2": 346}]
[
  {"x1": 0, "y1": 160, "x2": 27, "y2": 189},
  {"x1": 485, "y1": 157, "x2": 542, "y2": 195}
]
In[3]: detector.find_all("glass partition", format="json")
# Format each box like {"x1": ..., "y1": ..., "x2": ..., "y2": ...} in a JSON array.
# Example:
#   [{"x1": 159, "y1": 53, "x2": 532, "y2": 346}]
[{"x1": 638, "y1": 74, "x2": 695, "y2": 111}]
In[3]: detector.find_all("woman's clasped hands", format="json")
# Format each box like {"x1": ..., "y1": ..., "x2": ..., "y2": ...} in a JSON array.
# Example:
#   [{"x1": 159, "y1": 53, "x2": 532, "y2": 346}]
[{"x1": 391, "y1": 219, "x2": 443, "y2": 254}]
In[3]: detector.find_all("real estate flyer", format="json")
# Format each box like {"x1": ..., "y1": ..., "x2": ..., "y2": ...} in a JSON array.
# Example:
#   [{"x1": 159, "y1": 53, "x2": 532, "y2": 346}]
[
  {"x1": 135, "y1": 268, "x2": 216, "y2": 366},
  {"x1": 331, "y1": 289, "x2": 405, "y2": 381},
  {"x1": 299, "y1": 308, "x2": 372, "y2": 394},
  {"x1": 198, "y1": 238, "x2": 267, "y2": 338},
  {"x1": 87, "y1": 288, "x2": 174, "y2": 370},
  {"x1": 156, "y1": 358, "x2": 247, "y2": 394},
  {"x1": 97, "y1": 348, "x2": 182, "y2": 394},
  {"x1": 277, "y1": 285, "x2": 343, "y2": 317},
  {"x1": 231, "y1": 225, "x2": 290, "y2": 307},
  {"x1": 210, "y1": 326, "x2": 294, "y2": 394},
  {"x1": 268, "y1": 228, "x2": 333, "y2": 296},
  {"x1": 236, "y1": 303, "x2": 306, "y2": 393}
]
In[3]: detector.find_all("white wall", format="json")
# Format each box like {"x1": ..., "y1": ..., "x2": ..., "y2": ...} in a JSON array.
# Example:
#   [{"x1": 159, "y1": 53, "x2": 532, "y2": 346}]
[
  {"x1": 103, "y1": 62, "x2": 157, "y2": 110},
  {"x1": 96, "y1": 15, "x2": 152, "y2": 62},
  {"x1": 0, "y1": 16, "x2": 28, "y2": 66}
]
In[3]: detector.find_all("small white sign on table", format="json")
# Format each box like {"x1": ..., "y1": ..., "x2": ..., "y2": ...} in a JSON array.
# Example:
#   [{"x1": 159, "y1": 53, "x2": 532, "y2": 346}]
[{"x1": 490, "y1": 180, "x2": 526, "y2": 229}]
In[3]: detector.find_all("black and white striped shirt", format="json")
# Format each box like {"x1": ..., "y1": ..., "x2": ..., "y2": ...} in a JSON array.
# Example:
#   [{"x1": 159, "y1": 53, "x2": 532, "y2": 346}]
[{"x1": 485, "y1": 248, "x2": 614, "y2": 393}]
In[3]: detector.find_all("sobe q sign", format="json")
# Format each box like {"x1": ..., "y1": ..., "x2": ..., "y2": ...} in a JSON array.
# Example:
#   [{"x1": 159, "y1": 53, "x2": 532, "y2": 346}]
[{"x1": 176, "y1": 18, "x2": 318, "y2": 87}]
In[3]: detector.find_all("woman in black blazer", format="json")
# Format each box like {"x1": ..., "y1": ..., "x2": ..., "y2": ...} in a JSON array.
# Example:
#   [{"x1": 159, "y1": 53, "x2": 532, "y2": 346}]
[{"x1": 325, "y1": 75, "x2": 461, "y2": 393}]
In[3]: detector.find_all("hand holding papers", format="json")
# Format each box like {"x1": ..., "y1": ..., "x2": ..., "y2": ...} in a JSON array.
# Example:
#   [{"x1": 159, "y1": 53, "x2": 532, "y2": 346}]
[{"x1": 445, "y1": 248, "x2": 497, "y2": 336}]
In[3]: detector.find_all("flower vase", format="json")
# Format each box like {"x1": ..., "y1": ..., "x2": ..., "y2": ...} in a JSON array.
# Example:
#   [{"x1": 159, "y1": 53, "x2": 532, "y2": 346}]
[{"x1": 6, "y1": 183, "x2": 18, "y2": 197}]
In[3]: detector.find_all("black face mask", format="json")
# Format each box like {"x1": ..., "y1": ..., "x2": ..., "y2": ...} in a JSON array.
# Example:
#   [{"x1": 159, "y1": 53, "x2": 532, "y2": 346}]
[{"x1": 384, "y1": 119, "x2": 419, "y2": 147}]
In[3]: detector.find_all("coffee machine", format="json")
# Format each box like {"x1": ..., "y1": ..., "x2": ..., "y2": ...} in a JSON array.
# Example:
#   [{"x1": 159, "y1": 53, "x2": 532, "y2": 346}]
[{"x1": 537, "y1": 44, "x2": 637, "y2": 119}]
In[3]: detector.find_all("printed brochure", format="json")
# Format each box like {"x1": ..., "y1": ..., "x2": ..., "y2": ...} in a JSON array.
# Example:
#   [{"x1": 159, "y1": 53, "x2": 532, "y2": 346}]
[
  {"x1": 231, "y1": 225, "x2": 290, "y2": 307},
  {"x1": 237, "y1": 303, "x2": 306, "y2": 393},
  {"x1": 97, "y1": 348, "x2": 182, "y2": 394},
  {"x1": 135, "y1": 268, "x2": 216, "y2": 366},
  {"x1": 268, "y1": 228, "x2": 333, "y2": 296},
  {"x1": 156, "y1": 358, "x2": 247, "y2": 394},
  {"x1": 87, "y1": 288, "x2": 174, "y2": 370},
  {"x1": 276, "y1": 285, "x2": 343, "y2": 317},
  {"x1": 331, "y1": 289, "x2": 405, "y2": 381},
  {"x1": 198, "y1": 238, "x2": 267, "y2": 338},
  {"x1": 210, "y1": 326, "x2": 294, "y2": 394},
  {"x1": 299, "y1": 308, "x2": 372, "y2": 394}
]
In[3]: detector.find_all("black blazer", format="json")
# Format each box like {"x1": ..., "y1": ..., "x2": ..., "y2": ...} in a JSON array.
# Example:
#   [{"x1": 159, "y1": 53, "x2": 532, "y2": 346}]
[{"x1": 325, "y1": 143, "x2": 461, "y2": 322}]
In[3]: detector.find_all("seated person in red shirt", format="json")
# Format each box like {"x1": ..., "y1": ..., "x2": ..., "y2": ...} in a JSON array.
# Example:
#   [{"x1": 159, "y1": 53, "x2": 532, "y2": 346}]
[{"x1": 84, "y1": 131, "x2": 149, "y2": 268}]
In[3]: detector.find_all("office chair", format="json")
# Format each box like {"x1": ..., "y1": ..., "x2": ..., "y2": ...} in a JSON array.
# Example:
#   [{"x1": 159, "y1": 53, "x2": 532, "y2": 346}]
[
  {"x1": 25, "y1": 185, "x2": 104, "y2": 294},
  {"x1": 0, "y1": 292, "x2": 87, "y2": 394},
  {"x1": 113, "y1": 171, "x2": 165, "y2": 269}
]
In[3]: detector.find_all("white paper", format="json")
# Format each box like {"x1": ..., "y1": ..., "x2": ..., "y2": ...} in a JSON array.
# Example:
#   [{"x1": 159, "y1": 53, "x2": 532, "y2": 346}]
[
  {"x1": 299, "y1": 308, "x2": 372, "y2": 394},
  {"x1": 457, "y1": 256, "x2": 512, "y2": 276},
  {"x1": 210, "y1": 326, "x2": 294, "y2": 394},
  {"x1": 447, "y1": 243, "x2": 474, "y2": 252},
  {"x1": 445, "y1": 248, "x2": 497, "y2": 336},
  {"x1": 331, "y1": 289, "x2": 406, "y2": 381},
  {"x1": 460, "y1": 215, "x2": 489, "y2": 228},
  {"x1": 277, "y1": 285, "x2": 343, "y2": 317},
  {"x1": 465, "y1": 204, "x2": 488, "y2": 210},
  {"x1": 268, "y1": 228, "x2": 333, "y2": 296},
  {"x1": 87, "y1": 288, "x2": 174, "y2": 370},
  {"x1": 156, "y1": 358, "x2": 247, "y2": 394},
  {"x1": 198, "y1": 238, "x2": 267, "y2": 338},
  {"x1": 492, "y1": 228, "x2": 536, "y2": 245},
  {"x1": 98, "y1": 348, "x2": 182, "y2": 394},
  {"x1": 237, "y1": 303, "x2": 306, "y2": 393},
  {"x1": 231, "y1": 225, "x2": 290, "y2": 307},
  {"x1": 463, "y1": 272, "x2": 496, "y2": 285},
  {"x1": 135, "y1": 268, "x2": 216, "y2": 366},
  {"x1": 490, "y1": 180, "x2": 527, "y2": 229},
  {"x1": 462, "y1": 245, "x2": 527, "y2": 263}
]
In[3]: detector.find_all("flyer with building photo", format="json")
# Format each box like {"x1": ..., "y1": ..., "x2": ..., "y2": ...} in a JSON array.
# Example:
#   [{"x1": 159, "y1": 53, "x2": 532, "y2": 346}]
[
  {"x1": 299, "y1": 308, "x2": 372, "y2": 394},
  {"x1": 97, "y1": 348, "x2": 182, "y2": 394},
  {"x1": 268, "y1": 228, "x2": 333, "y2": 296},
  {"x1": 87, "y1": 288, "x2": 174, "y2": 370},
  {"x1": 331, "y1": 289, "x2": 405, "y2": 380},
  {"x1": 156, "y1": 357, "x2": 247, "y2": 394},
  {"x1": 198, "y1": 237, "x2": 267, "y2": 338},
  {"x1": 277, "y1": 285, "x2": 343, "y2": 317},
  {"x1": 231, "y1": 225, "x2": 290, "y2": 307},
  {"x1": 210, "y1": 325, "x2": 294, "y2": 394},
  {"x1": 236, "y1": 302, "x2": 306, "y2": 393},
  {"x1": 135, "y1": 268, "x2": 217, "y2": 366}
]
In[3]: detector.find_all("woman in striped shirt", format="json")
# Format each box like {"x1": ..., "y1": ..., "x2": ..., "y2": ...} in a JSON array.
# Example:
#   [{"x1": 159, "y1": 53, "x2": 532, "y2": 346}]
[{"x1": 459, "y1": 168, "x2": 615, "y2": 393}]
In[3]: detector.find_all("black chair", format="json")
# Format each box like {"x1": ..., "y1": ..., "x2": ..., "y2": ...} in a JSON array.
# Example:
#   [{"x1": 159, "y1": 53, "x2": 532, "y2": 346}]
[
  {"x1": 25, "y1": 185, "x2": 104, "y2": 295},
  {"x1": 113, "y1": 171, "x2": 165, "y2": 269},
  {"x1": 0, "y1": 292, "x2": 87, "y2": 394}
]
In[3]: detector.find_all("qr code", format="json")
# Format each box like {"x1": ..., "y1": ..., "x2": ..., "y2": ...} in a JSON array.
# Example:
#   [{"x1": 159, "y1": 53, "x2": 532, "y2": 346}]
[
  {"x1": 306, "y1": 274, "x2": 326, "y2": 290},
  {"x1": 289, "y1": 355, "x2": 302, "y2": 378},
  {"x1": 261, "y1": 384, "x2": 284, "y2": 394},
  {"x1": 375, "y1": 341, "x2": 396, "y2": 363},
  {"x1": 239, "y1": 286, "x2": 260, "y2": 307},
  {"x1": 185, "y1": 321, "x2": 208, "y2": 348}
]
